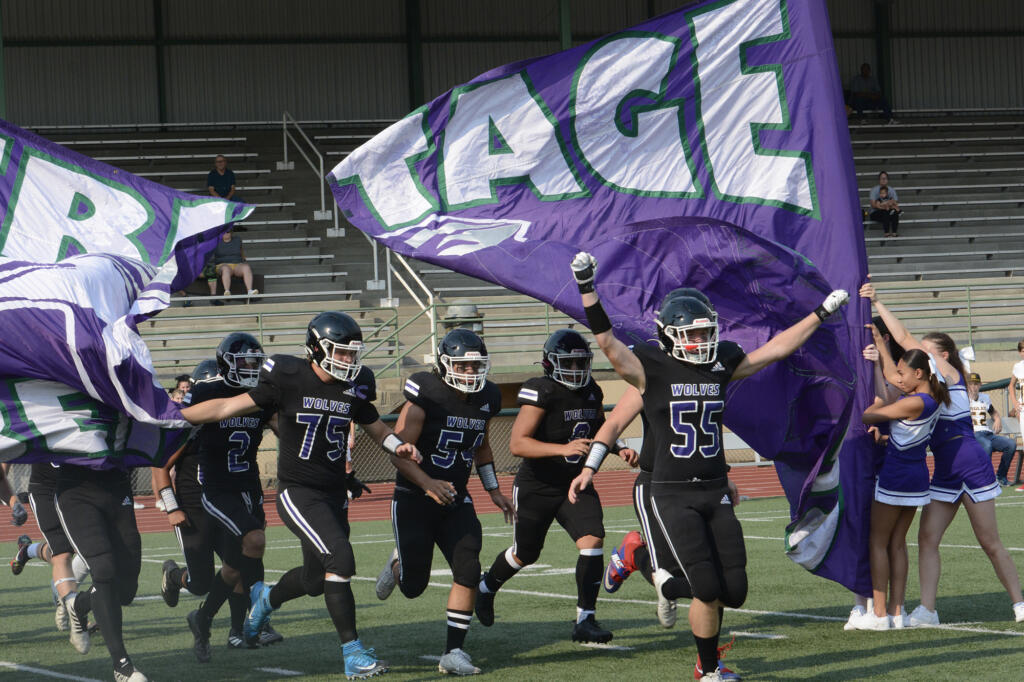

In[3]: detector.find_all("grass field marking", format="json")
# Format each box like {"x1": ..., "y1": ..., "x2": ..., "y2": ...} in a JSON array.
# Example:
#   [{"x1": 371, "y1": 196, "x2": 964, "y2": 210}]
[
  {"x1": 729, "y1": 631, "x2": 787, "y2": 639},
  {"x1": 0, "y1": 661, "x2": 102, "y2": 682},
  {"x1": 578, "y1": 643, "x2": 636, "y2": 651},
  {"x1": 255, "y1": 667, "x2": 304, "y2": 676}
]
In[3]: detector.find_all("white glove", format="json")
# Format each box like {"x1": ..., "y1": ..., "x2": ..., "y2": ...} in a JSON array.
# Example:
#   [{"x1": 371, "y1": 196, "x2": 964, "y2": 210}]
[
  {"x1": 815, "y1": 289, "x2": 849, "y2": 320},
  {"x1": 570, "y1": 251, "x2": 597, "y2": 294}
]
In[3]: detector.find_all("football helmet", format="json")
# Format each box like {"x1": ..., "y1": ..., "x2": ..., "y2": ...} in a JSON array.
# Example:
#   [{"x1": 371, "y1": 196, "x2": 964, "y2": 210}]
[
  {"x1": 191, "y1": 359, "x2": 220, "y2": 383},
  {"x1": 216, "y1": 332, "x2": 267, "y2": 388},
  {"x1": 655, "y1": 294, "x2": 718, "y2": 364},
  {"x1": 541, "y1": 329, "x2": 593, "y2": 389},
  {"x1": 663, "y1": 286, "x2": 713, "y2": 311},
  {"x1": 436, "y1": 328, "x2": 489, "y2": 393},
  {"x1": 306, "y1": 311, "x2": 364, "y2": 382}
]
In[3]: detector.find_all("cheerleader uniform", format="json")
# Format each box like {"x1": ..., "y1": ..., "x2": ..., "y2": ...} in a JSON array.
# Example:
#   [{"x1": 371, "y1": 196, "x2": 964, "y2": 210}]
[
  {"x1": 928, "y1": 374, "x2": 1002, "y2": 503},
  {"x1": 875, "y1": 392, "x2": 940, "y2": 506}
]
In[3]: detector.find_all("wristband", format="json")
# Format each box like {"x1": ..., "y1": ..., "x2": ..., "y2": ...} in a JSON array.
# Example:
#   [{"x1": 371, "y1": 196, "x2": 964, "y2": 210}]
[
  {"x1": 159, "y1": 486, "x2": 180, "y2": 514},
  {"x1": 610, "y1": 439, "x2": 627, "y2": 455},
  {"x1": 584, "y1": 302, "x2": 612, "y2": 335},
  {"x1": 477, "y1": 462, "x2": 499, "y2": 491},
  {"x1": 383, "y1": 433, "x2": 404, "y2": 456},
  {"x1": 813, "y1": 304, "x2": 830, "y2": 321},
  {"x1": 583, "y1": 442, "x2": 609, "y2": 472}
]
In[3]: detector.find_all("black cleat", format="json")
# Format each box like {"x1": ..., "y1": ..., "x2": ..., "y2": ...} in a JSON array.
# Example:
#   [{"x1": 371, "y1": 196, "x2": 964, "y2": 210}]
[
  {"x1": 160, "y1": 560, "x2": 181, "y2": 608},
  {"x1": 571, "y1": 614, "x2": 613, "y2": 644},
  {"x1": 475, "y1": 577, "x2": 496, "y2": 627},
  {"x1": 258, "y1": 622, "x2": 284, "y2": 646},
  {"x1": 227, "y1": 627, "x2": 260, "y2": 649},
  {"x1": 187, "y1": 609, "x2": 212, "y2": 663},
  {"x1": 11, "y1": 535, "x2": 31, "y2": 575}
]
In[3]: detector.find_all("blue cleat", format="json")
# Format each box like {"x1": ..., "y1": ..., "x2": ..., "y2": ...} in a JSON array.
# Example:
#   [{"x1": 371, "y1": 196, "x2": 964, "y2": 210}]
[
  {"x1": 243, "y1": 581, "x2": 274, "y2": 644},
  {"x1": 343, "y1": 639, "x2": 389, "y2": 679},
  {"x1": 603, "y1": 531, "x2": 643, "y2": 593}
]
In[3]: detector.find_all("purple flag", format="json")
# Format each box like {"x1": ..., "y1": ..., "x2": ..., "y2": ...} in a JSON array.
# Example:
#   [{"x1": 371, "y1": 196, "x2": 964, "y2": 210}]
[
  {"x1": 0, "y1": 120, "x2": 253, "y2": 468},
  {"x1": 330, "y1": 0, "x2": 872, "y2": 592}
]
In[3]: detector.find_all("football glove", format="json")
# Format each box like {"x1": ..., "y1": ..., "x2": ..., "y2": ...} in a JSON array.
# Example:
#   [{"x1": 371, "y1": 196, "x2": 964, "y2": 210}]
[
  {"x1": 347, "y1": 472, "x2": 372, "y2": 499},
  {"x1": 11, "y1": 500, "x2": 27, "y2": 526},
  {"x1": 571, "y1": 251, "x2": 597, "y2": 294},
  {"x1": 815, "y1": 289, "x2": 849, "y2": 321}
]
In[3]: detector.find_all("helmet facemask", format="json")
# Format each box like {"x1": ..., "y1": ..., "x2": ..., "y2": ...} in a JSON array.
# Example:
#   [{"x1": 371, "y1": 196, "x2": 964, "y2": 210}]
[
  {"x1": 440, "y1": 353, "x2": 489, "y2": 393},
  {"x1": 548, "y1": 349, "x2": 593, "y2": 389},
  {"x1": 658, "y1": 314, "x2": 719, "y2": 364},
  {"x1": 222, "y1": 349, "x2": 267, "y2": 388},
  {"x1": 316, "y1": 338, "x2": 364, "y2": 382}
]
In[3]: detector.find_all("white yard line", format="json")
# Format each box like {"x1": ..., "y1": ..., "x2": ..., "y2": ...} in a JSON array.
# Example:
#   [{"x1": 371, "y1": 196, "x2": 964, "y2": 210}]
[
  {"x1": 0, "y1": 662, "x2": 102, "y2": 682},
  {"x1": 255, "y1": 667, "x2": 304, "y2": 676}
]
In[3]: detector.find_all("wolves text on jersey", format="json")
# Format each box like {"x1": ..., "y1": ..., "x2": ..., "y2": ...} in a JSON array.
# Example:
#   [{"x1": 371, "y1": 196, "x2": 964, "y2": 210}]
[
  {"x1": 301, "y1": 396, "x2": 353, "y2": 414},
  {"x1": 670, "y1": 383, "x2": 722, "y2": 398},
  {"x1": 218, "y1": 416, "x2": 263, "y2": 429},
  {"x1": 446, "y1": 415, "x2": 486, "y2": 431},
  {"x1": 563, "y1": 408, "x2": 598, "y2": 421}
]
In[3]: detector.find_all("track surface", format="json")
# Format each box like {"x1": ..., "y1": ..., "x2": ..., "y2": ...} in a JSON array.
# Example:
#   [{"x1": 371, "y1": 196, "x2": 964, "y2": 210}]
[{"x1": 3, "y1": 454, "x2": 1016, "y2": 543}]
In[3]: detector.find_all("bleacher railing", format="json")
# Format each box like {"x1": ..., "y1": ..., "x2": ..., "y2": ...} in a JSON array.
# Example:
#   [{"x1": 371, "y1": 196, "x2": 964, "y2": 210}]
[{"x1": 279, "y1": 111, "x2": 338, "y2": 231}]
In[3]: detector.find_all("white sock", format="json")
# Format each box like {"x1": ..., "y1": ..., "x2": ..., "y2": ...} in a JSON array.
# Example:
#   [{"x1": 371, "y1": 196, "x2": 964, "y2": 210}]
[{"x1": 576, "y1": 608, "x2": 594, "y2": 624}]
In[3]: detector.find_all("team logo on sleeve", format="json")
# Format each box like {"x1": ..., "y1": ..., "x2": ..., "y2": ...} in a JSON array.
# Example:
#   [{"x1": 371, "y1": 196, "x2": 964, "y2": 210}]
[
  {"x1": 404, "y1": 379, "x2": 420, "y2": 397},
  {"x1": 262, "y1": 358, "x2": 275, "y2": 372}
]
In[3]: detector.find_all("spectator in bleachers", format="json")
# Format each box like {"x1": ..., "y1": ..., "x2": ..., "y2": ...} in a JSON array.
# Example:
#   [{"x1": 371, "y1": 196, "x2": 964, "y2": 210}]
[
  {"x1": 174, "y1": 374, "x2": 192, "y2": 394},
  {"x1": 848, "y1": 63, "x2": 894, "y2": 123},
  {"x1": 207, "y1": 154, "x2": 236, "y2": 201},
  {"x1": 208, "y1": 229, "x2": 259, "y2": 302},
  {"x1": 967, "y1": 372, "x2": 1018, "y2": 486},
  {"x1": 869, "y1": 171, "x2": 902, "y2": 238}
]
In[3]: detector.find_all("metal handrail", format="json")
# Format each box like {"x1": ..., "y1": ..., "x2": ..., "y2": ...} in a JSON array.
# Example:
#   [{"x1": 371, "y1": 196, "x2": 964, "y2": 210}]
[
  {"x1": 280, "y1": 111, "x2": 338, "y2": 230},
  {"x1": 391, "y1": 253, "x2": 438, "y2": 361}
]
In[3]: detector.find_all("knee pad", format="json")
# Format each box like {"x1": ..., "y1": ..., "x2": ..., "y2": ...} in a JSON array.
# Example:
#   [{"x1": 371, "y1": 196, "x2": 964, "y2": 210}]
[
  {"x1": 718, "y1": 568, "x2": 748, "y2": 609},
  {"x1": 686, "y1": 562, "x2": 722, "y2": 604},
  {"x1": 322, "y1": 538, "x2": 356, "y2": 580},
  {"x1": 451, "y1": 554, "x2": 481, "y2": 589},
  {"x1": 301, "y1": 564, "x2": 326, "y2": 597},
  {"x1": 185, "y1": 569, "x2": 213, "y2": 596},
  {"x1": 118, "y1": 578, "x2": 139, "y2": 606},
  {"x1": 511, "y1": 543, "x2": 541, "y2": 567},
  {"x1": 398, "y1": 572, "x2": 429, "y2": 599}
]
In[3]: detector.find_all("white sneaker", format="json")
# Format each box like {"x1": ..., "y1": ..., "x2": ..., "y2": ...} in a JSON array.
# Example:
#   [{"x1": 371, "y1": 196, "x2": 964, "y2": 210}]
[
  {"x1": 891, "y1": 605, "x2": 909, "y2": 629},
  {"x1": 67, "y1": 593, "x2": 91, "y2": 654},
  {"x1": 844, "y1": 605, "x2": 866, "y2": 631},
  {"x1": 375, "y1": 548, "x2": 398, "y2": 600},
  {"x1": 438, "y1": 648, "x2": 480, "y2": 675},
  {"x1": 247, "y1": 288, "x2": 259, "y2": 296},
  {"x1": 652, "y1": 568, "x2": 677, "y2": 628},
  {"x1": 852, "y1": 611, "x2": 891, "y2": 630},
  {"x1": 1013, "y1": 601, "x2": 1024, "y2": 623},
  {"x1": 699, "y1": 671, "x2": 724, "y2": 682},
  {"x1": 908, "y1": 604, "x2": 939, "y2": 627}
]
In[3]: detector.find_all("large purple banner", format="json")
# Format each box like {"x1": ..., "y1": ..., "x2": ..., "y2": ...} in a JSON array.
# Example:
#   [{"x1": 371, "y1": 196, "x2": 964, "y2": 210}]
[
  {"x1": 331, "y1": 0, "x2": 872, "y2": 592},
  {"x1": 0, "y1": 120, "x2": 252, "y2": 468}
]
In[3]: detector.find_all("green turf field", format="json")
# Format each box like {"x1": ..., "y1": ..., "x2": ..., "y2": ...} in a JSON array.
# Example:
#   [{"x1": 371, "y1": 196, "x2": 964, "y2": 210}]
[{"x1": 3, "y1": 495, "x2": 1024, "y2": 681}]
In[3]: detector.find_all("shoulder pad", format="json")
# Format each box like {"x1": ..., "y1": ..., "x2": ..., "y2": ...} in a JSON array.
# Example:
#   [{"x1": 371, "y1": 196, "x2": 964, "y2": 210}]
[
  {"x1": 517, "y1": 376, "x2": 551, "y2": 406},
  {"x1": 267, "y1": 354, "x2": 302, "y2": 376}
]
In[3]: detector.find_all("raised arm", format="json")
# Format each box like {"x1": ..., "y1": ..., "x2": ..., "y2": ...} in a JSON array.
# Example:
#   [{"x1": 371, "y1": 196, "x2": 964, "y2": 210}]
[
  {"x1": 180, "y1": 392, "x2": 259, "y2": 424},
  {"x1": 571, "y1": 252, "x2": 645, "y2": 391},
  {"x1": 731, "y1": 290, "x2": 849, "y2": 381}
]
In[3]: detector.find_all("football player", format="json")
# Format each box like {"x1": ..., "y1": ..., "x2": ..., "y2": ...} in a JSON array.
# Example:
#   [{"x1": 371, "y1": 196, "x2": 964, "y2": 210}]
[
  {"x1": 180, "y1": 311, "x2": 419, "y2": 679},
  {"x1": 475, "y1": 329, "x2": 628, "y2": 644},
  {"x1": 374, "y1": 328, "x2": 514, "y2": 676},
  {"x1": 10, "y1": 462, "x2": 83, "y2": 639},
  {"x1": 569, "y1": 252, "x2": 848, "y2": 682},
  {"x1": 54, "y1": 460, "x2": 146, "y2": 680},
  {"x1": 160, "y1": 337, "x2": 281, "y2": 663}
]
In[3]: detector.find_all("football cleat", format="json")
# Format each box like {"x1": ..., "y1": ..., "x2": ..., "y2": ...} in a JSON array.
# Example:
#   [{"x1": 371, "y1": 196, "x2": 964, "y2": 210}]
[
  {"x1": 375, "y1": 548, "x2": 398, "y2": 601},
  {"x1": 475, "y1": 582, "x2": 496, "y2": 627},
  {"x1": 160, "y1": 560, "x2": 181, "y2": 607},
  {"x1": 343, "y1": 640, "x2": 389, "y2": 679},
  {"x1": 244, "y1": 581, "x2": 274, "y2": 644},
  {"x1": 187, "y1": 609, "x2": 212, "y2": 663},
  {"x1": 10, "y1": 534, "x2": 31, "y2": 575},
  {"x1": 258, "y1": 622, "x2": 285, "y2": 646},
  {"x1": 603, "y1": 531, "x2": 643, "y2": 593},
  {"x1": 227, "y1": 627, "x2": 259, "y2": 649},
  {"x1": 438, "y1": 648, "x2": 480, "y2": 676},
  {"x1": 653, "y1": 568, "x2": 678, "y2": 628},
  {"x1": 694, "y1": 639, "x2": 741, "y2": 681},
  {"x1": 113, "y1": 657, "x2": 149, "y2": 682},
  {"x1": 55, "y1": 597, "x2": 69, "y2": 632},
  {"x1": 571, "y1": 614, "x2": 613, "y2": 644},
  {"x1": 67, "y1": 593, "x2": 91, "y2": 654}
]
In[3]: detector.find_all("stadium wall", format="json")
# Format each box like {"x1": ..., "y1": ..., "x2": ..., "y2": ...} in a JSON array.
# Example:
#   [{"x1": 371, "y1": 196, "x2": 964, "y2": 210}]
[{"x1": 1, "y1": 0, "x2": 1021, "y2": 126}]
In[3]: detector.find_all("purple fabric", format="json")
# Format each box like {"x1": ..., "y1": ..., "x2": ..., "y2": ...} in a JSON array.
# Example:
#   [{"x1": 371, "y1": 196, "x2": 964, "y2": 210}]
[
  {"x1": 330, "y1": 0, "x2": 873, "y2": 592},
  {"x1": 0, "y1": 119, "x2": 252, "y2": 468}
]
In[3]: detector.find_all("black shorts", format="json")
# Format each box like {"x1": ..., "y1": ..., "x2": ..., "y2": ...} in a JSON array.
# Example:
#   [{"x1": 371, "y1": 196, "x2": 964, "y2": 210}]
[
  {"x1": 54, "y1": 468, "x2": 141, "y2": 604},
  {"x1": 392, "y1": 489, "x2": 482, "y2": 597},
  {"x1": 632, "y1": 471, "x2": 679, "y2": 575},
  {"x1": 277, "y1": 485, "x2": 354, "y2": 585},
  {"x1": 511, "y1": 475, "x2": 604, "y2": 563},
  {"x1": 28, "y1": 491, "x2": 73, "y2": 556},
  {"x1": 201, "y1": 487, "x2": 265, "y2": 538},
  {"x1": 649, "y1": 478, "x2": 747, "y2": 607}
]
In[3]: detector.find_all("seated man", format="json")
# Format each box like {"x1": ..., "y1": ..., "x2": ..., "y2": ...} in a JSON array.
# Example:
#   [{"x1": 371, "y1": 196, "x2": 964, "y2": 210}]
[
  {"x1": 209, "y1": 230, "x2": 258, "y2": 301},
  {"x1": 967, "y1": 372, "x2": 1018, "y2": 486},
  {"x1": 848, "y1": 63, "x2": 893, "y2": 122}
]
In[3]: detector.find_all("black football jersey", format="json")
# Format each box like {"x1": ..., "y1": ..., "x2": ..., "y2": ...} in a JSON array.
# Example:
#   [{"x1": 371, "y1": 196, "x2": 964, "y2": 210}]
[
  {"x1": 248, "y1": 354, "x2": 380, "y2": 491},
  {"x1": 183, "y1": 377, "x2": 272, "y2": 491},
  {"x1": 634, "y1": 340, "x2": 745, "y2": 482},
  {"x1": 515, "y1": 376, "x2": 605, "y2": 487},
  {"x1": 28, "y1": 462, "x2": 60, "y2": 495},
  {"x1": 399, "y1": 372, "x2": 501, "y2": 494}
]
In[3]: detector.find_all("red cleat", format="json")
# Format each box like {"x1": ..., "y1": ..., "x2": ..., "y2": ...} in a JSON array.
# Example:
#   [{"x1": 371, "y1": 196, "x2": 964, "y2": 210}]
[{"x1": 603, "y1": 531, "x2": 644, "y2": 593}]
